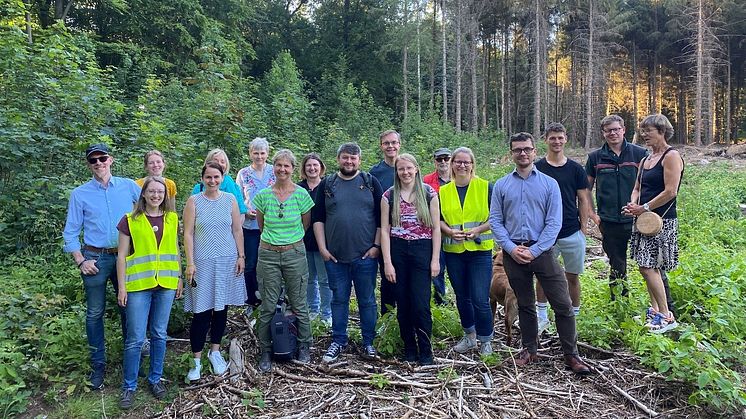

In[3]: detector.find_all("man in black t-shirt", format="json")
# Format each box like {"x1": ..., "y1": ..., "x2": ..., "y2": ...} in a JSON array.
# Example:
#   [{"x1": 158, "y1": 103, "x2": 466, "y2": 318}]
[{"x1": 534, "y1": 123, "x2": 593, "y2": 334}]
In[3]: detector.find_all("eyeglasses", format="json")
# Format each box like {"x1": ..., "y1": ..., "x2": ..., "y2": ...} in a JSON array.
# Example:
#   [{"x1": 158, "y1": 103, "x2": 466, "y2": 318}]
[
  {"x1": 452, "y1": 160, "x2": 472, "y2": 166},
  {"x1": 603, "y1": 127, "x2": 623, "y2": 134},
  {"x1": 87, "y1": 155, "x2": 109, "y2": 164},
  {"x1": 435, "y1": 156, "x2": 451, "y2": 162},
  {"x1": 382, "y1": 141, "x2": 400, "y2": 147},
  {"x1": 511, "y1": 147, "x2": 535, "y2": 155},
  {"x1": 278, "y1": 202, "x2": 285, "y2": 218}
]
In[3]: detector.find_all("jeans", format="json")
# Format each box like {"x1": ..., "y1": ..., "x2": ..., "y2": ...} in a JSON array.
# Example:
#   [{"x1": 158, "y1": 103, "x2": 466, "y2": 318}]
[
  {"x1": 306, "y1": 250, "x2": 332, "y2": 320},
  {"x1": 256, "y1": 244, "x2": 312, "y2": 352},
  {"x1": 503, "y1": 248, "x2": 578, "y2": 355},
  {"x1": 82, "y1": 249, "x2": 126, "y2": 368},
  {"x1": 391, "y1": 238, "x2": 433, "y2": 357},
  {"x1": 326, "y1": 257, "x2": 378, "y2": 346},
  {"x1": 444, "y1": 250, "x2": 493, "y2": 340},
  {"x1": 432, "y1": 250, "x2": 446, "y2": 305},
  {"x1": 378, "y1": 259, "x2": 397, "y2": 315},
  {"x1": 122, "y1": 287, "x2": 176, "y2": 390},
  {"x1": 243, "y1": 229, "x2": 261, "y2": 305}
]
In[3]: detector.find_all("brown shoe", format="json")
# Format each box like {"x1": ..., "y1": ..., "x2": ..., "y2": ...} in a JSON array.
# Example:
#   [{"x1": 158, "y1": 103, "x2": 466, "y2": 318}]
[
  {"x1": 513, "y1": 349, "x2": 539, "y2": 366},
  {"x1": 564, "y1": 354, "x2": 591, "y2": 375}
]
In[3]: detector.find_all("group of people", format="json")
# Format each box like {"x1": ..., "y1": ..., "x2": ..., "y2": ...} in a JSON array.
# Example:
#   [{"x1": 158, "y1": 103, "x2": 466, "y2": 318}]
[{"x1": 63, "y1": 113, "x2": 683, "y2": 408}]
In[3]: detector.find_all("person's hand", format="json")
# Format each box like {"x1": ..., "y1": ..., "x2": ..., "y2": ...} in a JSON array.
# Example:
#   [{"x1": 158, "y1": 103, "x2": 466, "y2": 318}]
[
  {"x1": 362, "y1": 246, "x2": 379, "y2": 259},
  {"x1": 450, "y1": 229, "x2": 466, "y2": 241},
  {"x1": 235, "y1": 257, "x2": 245, "y2": 275},
  {"x1": 176, "y1": 278, "x2": 184, "y2": 299},
  {"x1": 430, "y1": 260, "x2": 440, "y2": 278},
  {"x1": 117, "y1": 288, "x2": 127, "y2": 307},
  {"x1": 320, "y1": 248, "x2": 337, "y2": 263},
  {"x1": 518, "y1": 247, "x2": 536, "y2": 262},
  {"x1": 246, "y1": 209, "x2": 258, "y2": 220},
  {"x1": 465, "y1": 230, "x2": 479, "y2": 241},
  {"x1": 384, "y1": 262, "x2": 396, "y2": 283},
  {"x1": 79, "y1": 259, "x2": 99, "y2": 276},
  {"x1": 510, "y1": 246, "x2": 531, "y2": 264},
  {"x1": 590, "y1": 212, "x2": 601, "y2": 226},
  {"x1": 186, "y1": 265, "x2": 196, "y2": 286}
]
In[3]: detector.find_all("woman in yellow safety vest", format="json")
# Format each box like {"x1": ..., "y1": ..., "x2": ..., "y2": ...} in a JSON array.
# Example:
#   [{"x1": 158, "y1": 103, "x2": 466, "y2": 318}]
[
  {"x1": 116, "y1": 176, "x2": 182, "y2": 409},
  {"x1": 439, "y1": 147, "x2": 495, "y2": 356}
]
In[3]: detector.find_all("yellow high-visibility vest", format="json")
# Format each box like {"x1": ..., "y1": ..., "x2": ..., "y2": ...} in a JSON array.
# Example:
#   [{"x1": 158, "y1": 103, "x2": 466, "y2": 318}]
[
  {"x1": 125, "y1": 212, "x2": 180, "y2": 291},
  {"x1": 439, "y1": 177, "x2": 493, "y2": 253}
]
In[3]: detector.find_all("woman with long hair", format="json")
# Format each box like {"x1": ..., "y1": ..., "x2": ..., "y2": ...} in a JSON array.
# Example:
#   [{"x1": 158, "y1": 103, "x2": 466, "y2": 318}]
[
  {"x1": 623, "y1": 114, "x2": 683, "y2": 333},
  {"x1": 439, "y1": 147, "x2": 494, "y2": 355},
  {"x1": 380, "y1": 154, "x2": 441, "y2": 365},
  {"x1": 136, "y1": 150, "x2": 177, "y2": 208},
  {"x1": 297, "y1": 152, "x2": 331, "y2": 325},
  {"x1": 116, "y1": 176, "x2": 181, "y2": 409},
  {"x1": 183, "y1": 162, "x2": 246, "y2": 381}
]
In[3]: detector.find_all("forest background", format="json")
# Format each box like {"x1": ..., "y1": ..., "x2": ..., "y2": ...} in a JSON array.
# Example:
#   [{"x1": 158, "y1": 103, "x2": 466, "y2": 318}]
[{"x1": 1, "y1": 0, "x2": 746, "y2": 416}]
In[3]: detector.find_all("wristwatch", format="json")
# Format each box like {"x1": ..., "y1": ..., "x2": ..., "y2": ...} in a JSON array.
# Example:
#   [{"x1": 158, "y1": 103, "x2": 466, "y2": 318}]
[
  {"x1": 642, "y1": 203, "x2": 650, "y2": 211},
  {"x1": 372, "y1": 244, "x2": 381, "y2": 249}
]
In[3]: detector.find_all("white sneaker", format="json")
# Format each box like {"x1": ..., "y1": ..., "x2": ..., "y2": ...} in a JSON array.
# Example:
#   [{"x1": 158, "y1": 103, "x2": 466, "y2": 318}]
[
  {"x1": 187, "y1": 359, "x2": 201, "y2": 381},
  {"x1": 537, "y1": 318, "x2": 551, "y2": 335},
  {"x1": 208, "y1": 351, "x2": 228, "y2": 375}
]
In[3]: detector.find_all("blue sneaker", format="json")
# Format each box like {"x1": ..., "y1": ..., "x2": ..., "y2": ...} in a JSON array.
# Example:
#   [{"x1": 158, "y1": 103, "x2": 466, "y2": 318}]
[{"x1": 648, "y1": 312, "x2": 677, "y2": 334}]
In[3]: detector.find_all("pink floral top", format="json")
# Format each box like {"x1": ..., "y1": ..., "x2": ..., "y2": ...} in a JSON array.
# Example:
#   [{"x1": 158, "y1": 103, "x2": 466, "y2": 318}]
[{"x1": 383, "y1": 185, "x2": 434, "y2": 240}]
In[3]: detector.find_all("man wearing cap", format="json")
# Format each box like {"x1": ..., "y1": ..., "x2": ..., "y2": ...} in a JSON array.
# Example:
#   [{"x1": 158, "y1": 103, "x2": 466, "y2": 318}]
[
  {"x1": 370, "y1": 129, "x2": 400, "y2": 315},
  {"x1": 423, "y1": 147, "x2": 452, "y2": 305},
  {"x1": 62, "y1": 143, "x2": 141, "y2": 389}
]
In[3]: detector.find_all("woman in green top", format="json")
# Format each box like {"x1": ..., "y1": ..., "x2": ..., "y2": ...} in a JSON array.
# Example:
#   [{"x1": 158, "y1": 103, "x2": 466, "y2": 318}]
[{"x1": 253, "y1": 149, "x2": 315, "y2": 373}]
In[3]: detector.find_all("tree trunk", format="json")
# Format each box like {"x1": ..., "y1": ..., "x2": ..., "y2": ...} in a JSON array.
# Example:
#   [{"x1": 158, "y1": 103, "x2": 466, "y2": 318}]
[
  {"x1": 694, "y1": 0, "x2": 704, "y2": 146},
  {"x1": 25, "y1": 10, "x2": 32, "y2": 43},
  {"x1": 429, "y1": 0, "x2": 437, "y2": 113},
  {"x1": 469, "y1": 12, "x2": 478, "y2": 132},
  {"x1": 403, "y1": 0, "x2": 409, "y2": 121},
  {"x1": 455, "y1": 0, "x2": 462, "y2": 132},
  {"x1": 441, "y1": 0, "x2": 448, "y2": 122},
  {"x1": 583, "y1": 0, "x2": 595, "y2": 150},
  {"x1": 532, "y1": 0, "x2": 542, "y2": 139},
  {"x1": 677, "y1": 73, "x2": 688, "y2": 144},
  {"x1": 482, "y1": 37, "x2": 489, "y2": 130},
  {"x1": 725, "y1": 43, "x2": 731, "y2": 145},
  {"x1": 416, "y1": 7, "x2": 422, "y2": 118},
  {"x1": 632, "y1": 41, "x2": 639, "y2": 129}
]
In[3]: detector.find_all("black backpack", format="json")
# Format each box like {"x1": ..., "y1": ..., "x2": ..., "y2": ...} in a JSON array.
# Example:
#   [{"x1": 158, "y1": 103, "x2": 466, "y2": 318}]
[
  {"x1": 323, "y1": 171, "x2": 374, "y2": 199},
  {"x1": 271, "y1": 294, "x2": 298, "y2": 362}
]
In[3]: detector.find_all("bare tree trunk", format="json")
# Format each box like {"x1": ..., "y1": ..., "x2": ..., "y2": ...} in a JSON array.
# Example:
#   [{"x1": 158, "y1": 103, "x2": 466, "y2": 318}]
[
  {"x1": 583, "y1": 0, "x2": 595, "y2": 150},
  {"x1": 725, "y1": 43, "x2": 731, "y2": 145},
  {"x1": 25, "y1": 11, "x2": 32, "y2": 43},
  {"x1": 455, "y1": 0, "x2": 463, "y2": 132},
  {"x1": 632, "y1": 41, "x2": 639, "y2": 128},
  {"x1": 417, "y1": 8, "x2": 422, "y2": 118},
  {"x1": 501, "y1": 29, "x2": 508, "y2": 133},
  {"x1": 532, "y1": 0, "x2": 542, "y2": 139},
  {"x1": 441, "y1": 0, "x2": 448, "y2": 122},
  {"x1": 482, "y1": 38, "x2": 489, "y2": 130},
  {"x1": 403, "y1": 0, "x2": 409, "y2": 121},
  {"x1": 677, "y1": 73, "x2": 688, "y2": 144},
  {"x1": 429, "y1": 0, "x2": 437, "y2": 112},
  {"x1": 570, "y1": 49, "x2": 578, "y2": 145},
  {"x1": 694, "y1": 0, "x2": 704, "y2": 146},
  {"x1": 469, "y1": 12, "x2": 478, "y2": 132}
]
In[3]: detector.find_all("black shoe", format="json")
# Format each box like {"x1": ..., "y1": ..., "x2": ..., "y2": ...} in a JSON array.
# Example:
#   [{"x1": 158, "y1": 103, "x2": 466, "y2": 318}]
[
  {"x1": 361, "y1": 345, "x2": 378, "y2": 360},
  {"x1": 258, "y1": 352, "x2": 272, "y2": 373},
  {"x1": 89, "y1": 364, "x2": 105, "y2": 390},
  {"x1": 401, "y1": 347, "x2": 418, "y2": 363},
  {"x1": 149, "y1": 380, "x2": 167, "y2": 400},
  {"x1": 297, "y1": 344, "x2": 311, "y2": 364},
  {"x1": 419, "y1": 355, "x2": 434, "y2": 366},
  {"x1": 119, "y1": 389, "x2": 135, "y2": 410}
]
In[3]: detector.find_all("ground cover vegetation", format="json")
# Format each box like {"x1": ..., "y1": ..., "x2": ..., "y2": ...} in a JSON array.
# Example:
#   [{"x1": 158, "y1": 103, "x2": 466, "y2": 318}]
[{"x1": 1, "y1": 0, "x2": 746, "y2": 416}]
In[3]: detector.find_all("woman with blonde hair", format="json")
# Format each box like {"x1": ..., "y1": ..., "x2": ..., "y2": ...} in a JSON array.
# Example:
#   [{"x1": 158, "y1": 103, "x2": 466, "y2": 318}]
[
  {"x1": 191, "y1": 148, "x2": 247, "y2": 215},
  {"x1": 136, "y1": 150, "x2": 177, "y2": 208},
  {"x1": 381, "y1": 153, "x2": 441, "y2": 365}
]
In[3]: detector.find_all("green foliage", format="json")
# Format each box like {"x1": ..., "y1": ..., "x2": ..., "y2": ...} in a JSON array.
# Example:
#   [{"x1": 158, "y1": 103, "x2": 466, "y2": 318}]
[
  {"x1": 374, "y1": 310, "x2": 403, "y2": 357},
  {"x1": 369, "y1": 373, "x2": 390, "y2": 389},
  {"x1": 431, "y1": 302, "x2": 463, "y2": 340},
  {"x1": 436, "y1": 366, "x2": 457, "y2": 383}
]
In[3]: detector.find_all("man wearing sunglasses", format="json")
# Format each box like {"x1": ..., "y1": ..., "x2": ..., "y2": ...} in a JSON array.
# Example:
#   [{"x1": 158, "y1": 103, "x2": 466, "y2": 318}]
[
  {"x1": 423, "y1": 148, "x2": 452, "y2": 305},
  {"x1": 63, "y1": 143, "x2": 141, "y2": 390}
]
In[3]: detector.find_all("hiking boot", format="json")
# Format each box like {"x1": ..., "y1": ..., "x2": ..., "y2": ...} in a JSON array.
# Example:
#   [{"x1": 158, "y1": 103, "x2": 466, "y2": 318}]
[
  {"x1": 208, "y1": 351, "x2": 228, "y2": 375},
  {"x1": 322, "y1": 342, "x2": 344, "y2": 363},
  {"x1": 119, "y1": 389, "x2": 135, "y2": 410},
  {"x1": 89, "y1": 364, "x2": 105, "y2": 390},
  {"x1": 513, "y1": 349, "x2": 539, "y2": 366},
  {"x1": 649, "y1": 312, "x2": 678, "y2": 334},
  {"x1": 258, "y1": 352, "x2": 272, "y2": 373},
  {"x1": 186, "y1": 359, "x2": 201, "y2": 382},
  {"x1": 564, "y1": 354, "x2": 591, "y2": 375},
  {"x1": 149, "y1": 380, "x2": 167, "y2": 399},
  {"x1": 453, "y1": 335, "x2": 477, "y2": 353},
  {"x1": 537, "y1": 318, "x2": 551, "y2": 335},
  {"x1": 361, "y1": 345, "x2": 378, "y2": 360},
  {"x1": 297, "y1": 344, "x2": 311, "y2": 364},
  {"x1": 479, "y1": 341, "x2": 494, "y2": 356}
]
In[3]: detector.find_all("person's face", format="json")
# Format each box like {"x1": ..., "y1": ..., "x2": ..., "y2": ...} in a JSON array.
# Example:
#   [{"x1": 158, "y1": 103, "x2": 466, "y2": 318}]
[
  {"x1": 451, "y1": 152, "x2": 473, "y2": 178},
  {"x1": 434, "y1": 154, "x2": 451, "y2": 172},
  {"x1": 145, "y1": 155, "x2": 165, "y2": 176},
  {"x1": 639, "y1": 125, "x2": 663, "y2": 144},
  {"x1": 602, "y1": 122, "x2": 625, "y2": 147},
  {"x1": 380, "y1": 133, "x2": 400, "y2": 160},
  {"x1": 211, "y1": 154, "x2": 228, "y2": 172},
  {"x1": 87, "y1": 152, "x2": 113, "y2": 179},
  {"x1": 510, "y1": 140, "x2": 536, "y2": 168},
  {"x1": 273, "y1": 158, "x2": 294, "y2": 181},
  {"x1": 251, "y1": 148, "x2": 268, "y2": 167},
  {"x1": 396, "y1": 159, "x2": 418, "y2": 186},
  {"x1": 545, "y1": 131, "x2": 567, "y2": 153},
  {"x1": 143, "y1": 181, "x2": 166, "y2": 208},
  {"x1": 337, "y1": 152, "x2": 360, "y2": 176},
  {"x1": 202, "y1": 167, "x2": 223, "y2": 190},
  {"x1": 304, "y1": 159, "x2": 322, "y2": 180}
]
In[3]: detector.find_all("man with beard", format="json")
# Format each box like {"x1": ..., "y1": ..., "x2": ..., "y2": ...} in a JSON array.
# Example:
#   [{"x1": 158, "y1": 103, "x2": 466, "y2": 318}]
[
  {"x1": 313, "y1": 143, "x2": 383, "y2": 362},
  {"x1": 489, "y1": 132, "x2": 590, "y2": 375}
]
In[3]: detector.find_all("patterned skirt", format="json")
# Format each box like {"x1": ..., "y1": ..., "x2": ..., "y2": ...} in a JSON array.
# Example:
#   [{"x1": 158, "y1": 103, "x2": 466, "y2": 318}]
[
  {"x1": 629, "y1": 218, "x2": 679, "y2": 271},
  {"x1": 184, "y1": 255, "x2": 247, "y2": 313}
]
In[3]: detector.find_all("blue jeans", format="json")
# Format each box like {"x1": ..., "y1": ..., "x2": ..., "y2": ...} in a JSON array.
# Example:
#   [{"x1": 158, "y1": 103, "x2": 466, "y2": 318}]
[
  {"x1": 432, "y1": 250, "x2": 446, "y2": 304},
  {"x1": 306, "y1": 250, "x2": 332, "y2": 320},
  {"x1": 82, "y1": 249, "x2": 126, "y2": 368},
  {"x1": 444, "y1": 250, "x2": 493, "y2": 340},
  {"x1": 325, "y1": 257, "x2": 378, "y2": 346},
  {"x1": 243, "y1": 229, "x2": 261, "y2": 305},
  {"x1": 122, "y1": 287, "x2": 176, "y2": 390}
]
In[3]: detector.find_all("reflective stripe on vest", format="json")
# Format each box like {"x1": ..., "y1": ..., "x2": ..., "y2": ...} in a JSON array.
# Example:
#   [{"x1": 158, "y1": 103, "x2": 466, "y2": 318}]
[
  {"x1": 125, "y1": 212, "x2": 180, "y2": 292},
  {"x1": 439, "y1": 178, "x2": 493, "y2": 253}
]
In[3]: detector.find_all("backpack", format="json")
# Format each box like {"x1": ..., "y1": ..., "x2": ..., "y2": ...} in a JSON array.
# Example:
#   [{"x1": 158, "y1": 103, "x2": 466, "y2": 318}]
[
  {"x1": 270, "y1": 292, "x2": 298, "y2": 362},
  {"x1": 323, "y1": 171, "x2": 374, "y2": 199}
]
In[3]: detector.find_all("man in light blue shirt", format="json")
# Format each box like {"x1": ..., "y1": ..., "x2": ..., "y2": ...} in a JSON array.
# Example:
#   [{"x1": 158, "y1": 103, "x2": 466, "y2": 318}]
[
  {"x1": 489, "y1": 132, "x2": 590, "y2": 375},
  {"x1": 62, "y1": 143, "x2": 140, "y2": 389}
]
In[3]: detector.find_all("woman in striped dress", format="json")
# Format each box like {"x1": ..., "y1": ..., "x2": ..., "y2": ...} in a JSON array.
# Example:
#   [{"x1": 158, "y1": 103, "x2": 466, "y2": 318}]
[
  {"x1": 183, "y1": 162, "x2": 247, "y2": 381},
  {"x1": 253, "y1": 150, "x2": 314, "y2": 373}
]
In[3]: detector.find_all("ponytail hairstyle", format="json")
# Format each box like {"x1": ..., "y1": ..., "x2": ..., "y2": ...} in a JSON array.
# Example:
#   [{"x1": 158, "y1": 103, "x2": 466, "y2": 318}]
[
  {"x1": 391, "y1": 153, "x2": 433, "y2": 228},
  {"x1": 131, "y1": 176, "x2": 174, "y2": 219}
]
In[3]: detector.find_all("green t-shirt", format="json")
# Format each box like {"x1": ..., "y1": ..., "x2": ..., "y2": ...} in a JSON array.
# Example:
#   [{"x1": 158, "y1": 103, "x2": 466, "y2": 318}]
[{"x1": 254, "y1": 186, "x2": 314, "y2": 245}]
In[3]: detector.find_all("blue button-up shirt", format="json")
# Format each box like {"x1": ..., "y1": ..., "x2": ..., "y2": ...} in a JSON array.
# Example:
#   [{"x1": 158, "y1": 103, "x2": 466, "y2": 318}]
[
  {"x1": 489, "y1": 166, "x2": 562, "y2": 258},
  {"x1": 62, "y1": 176, "x2": 141, "y2": 252}
]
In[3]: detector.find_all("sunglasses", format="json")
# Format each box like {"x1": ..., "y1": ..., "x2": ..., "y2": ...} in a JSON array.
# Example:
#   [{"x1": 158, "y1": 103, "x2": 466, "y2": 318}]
[
  {"x1": 435, "y1": 156, "x2": 451, "y2": 162},
  {"x1": 278, "y1": 202, "x2": 285, "y2": 218},
  {"x1": 87, "y1": 155, "x2": 110, "y2": 164}
]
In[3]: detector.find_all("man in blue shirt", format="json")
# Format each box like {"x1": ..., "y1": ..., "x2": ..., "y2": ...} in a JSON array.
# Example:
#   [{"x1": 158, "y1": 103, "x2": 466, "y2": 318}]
[
  {"x1": 489, "y1": 132, "x2": 590, "y2": 375},
  {"x1": 62, "y1": 143, "x2": 141, "y2": 389}
]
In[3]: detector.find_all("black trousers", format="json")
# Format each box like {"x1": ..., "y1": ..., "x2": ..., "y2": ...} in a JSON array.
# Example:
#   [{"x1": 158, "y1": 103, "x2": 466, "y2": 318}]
[
  {"x1": 189, "y1": 309, "x2": 228, "y2": 353},
  {"x1": 390, "y1": 238, "x2": 433, "y2": 357}
]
